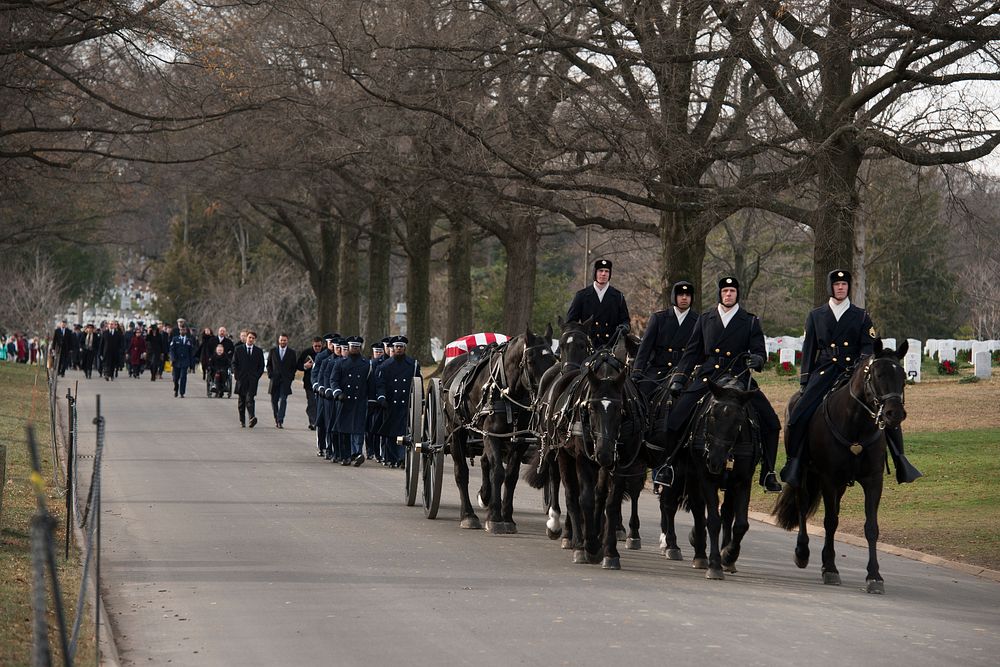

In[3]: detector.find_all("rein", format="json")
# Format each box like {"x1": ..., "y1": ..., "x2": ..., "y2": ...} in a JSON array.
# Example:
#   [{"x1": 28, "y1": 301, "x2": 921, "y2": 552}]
[{"x1": 825, "y1": 355, "x2": 904, "y2": 455}]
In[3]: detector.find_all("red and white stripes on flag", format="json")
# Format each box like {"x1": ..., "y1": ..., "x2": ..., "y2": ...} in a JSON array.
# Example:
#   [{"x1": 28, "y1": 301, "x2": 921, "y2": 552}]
[{"x1": 445, "y1": 332, "x2": 509, "y2": 361}]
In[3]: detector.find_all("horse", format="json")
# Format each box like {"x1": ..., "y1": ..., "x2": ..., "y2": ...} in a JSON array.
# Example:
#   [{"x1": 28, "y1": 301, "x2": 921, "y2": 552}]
[
  {"x1": 670, "y1": 377, "x2": 760, "y2": 580},
  {"x1": 772, "y1": 340, "x2": 908, "y2": 593},
  {"x1": 441, "y1": 327, "x2": 555, "y2": 534}
]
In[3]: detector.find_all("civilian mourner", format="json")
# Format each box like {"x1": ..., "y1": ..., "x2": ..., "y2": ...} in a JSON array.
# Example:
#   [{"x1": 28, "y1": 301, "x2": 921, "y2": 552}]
[
  {"x1": 233, "y1": 330, "x2": 266, "y2": 428},
  {"x1": 329, "y1": 336, "x2": 374, "y2": 466},
  {"x1": 566, "y1": 258, "x2": 630, "y2": 348},
  {"x1": 632, "y1": 280, "x2": 698, "y2": 399},
  {"x1": 375, "y1": 336, "x2": 421, "y2": 468},
  {"x1": 298, "y1": 337, "x2": 324, "y2": 431},
  {"x1": 667, "y1": 276, "x2": 783, "y2": 493},
  {"x1": 782, "y1": 269, "x2": 922, "y2": 487},
  {"x1": 267, "y1": 333, "x2": 297, "y2": 429}
]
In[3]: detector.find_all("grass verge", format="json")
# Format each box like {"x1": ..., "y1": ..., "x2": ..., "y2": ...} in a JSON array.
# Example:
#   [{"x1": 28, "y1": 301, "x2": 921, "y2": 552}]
[{"x1": 0, "y1": 363, "x2": 95, "y2": 667}]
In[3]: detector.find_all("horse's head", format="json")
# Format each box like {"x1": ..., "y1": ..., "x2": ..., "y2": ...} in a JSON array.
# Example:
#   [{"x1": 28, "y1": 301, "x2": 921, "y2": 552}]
[
  {"x1": 581, "y1": 349, "x2": 628, "y2": 468},
  {"x1": 556, "y1": 315, "x2": 593, "y2": 368},
  {"x1": 856, "y1": 339, "x2": 908, "y2": 428},
  {"x1": 702, "y1": 379, "x2": 753, "y2": 475},
  {"x1": 510, "y1": 326, "x2": 556, "y2": 399}
]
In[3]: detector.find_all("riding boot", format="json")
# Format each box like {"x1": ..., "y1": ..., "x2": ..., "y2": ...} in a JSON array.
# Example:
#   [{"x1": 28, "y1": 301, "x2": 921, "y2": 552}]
[
  {"x1": 886, "y1": 427, "x2": 922, "y2": 484},
  {"x1": 781, "y1": 456, "x2": 803, "y2": 488},
  {"x1": 780, "y1": 421, "x2": 806, "y2": 488},
  {"x1": 759, "y1": 429, "x2": 782, "y2": 493}
]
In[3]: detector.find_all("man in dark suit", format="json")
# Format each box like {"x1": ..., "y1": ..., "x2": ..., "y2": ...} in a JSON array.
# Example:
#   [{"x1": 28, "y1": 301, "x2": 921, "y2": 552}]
[
  {"x1": 267, "y1": 333, "x2": 297, "y2": 428},
  {"x1": 99, "y1": 320, "x2": 124, "y2": 382},
  {"x1": 667, "y1": 276, "x2": 782, "y2": 493},
  {"x1": 79, "y1": 323, "x2": 100, "y2": 379},
  {"x1": 53, "y1": 320, "x2": 73, "y2": 376},
  {"x1": 216, "y1": 326, "x2": 235, "y2": 360},
  {"x1": 233, "y1": 330, "x2": 266, "y2": 428},
  {"x1": 782, "y1": 269, "x2": 921, "y2": 487},
  {"x1": 566, "y1": 258, "x2": 630, "y2": 348},
  {"x1": 297, "y1": 337, "x2": 324, "y2": 431},
  {"x1": 632, "y1": 280, "x2": 699, "y2": 398}
]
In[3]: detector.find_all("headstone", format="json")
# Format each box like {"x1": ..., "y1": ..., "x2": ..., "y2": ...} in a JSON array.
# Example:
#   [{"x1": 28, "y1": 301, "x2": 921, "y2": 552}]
[
  {"x1": 938, "y1": 347, "x2": 956, "y2": 363},
  {"x1": 779, "y1": 348, "x2": 796, "y2": 366},
  {"x1": 974, "y1": 351, "x2": 992, "y2": 379},
  {"x1": 881, "y1": 337, "x2": 897, "y2": 351},
  {"x1": 925, "y1": 339, "x2": 939, "y2": 357},
  {"x1": 904, "y1": 339, "x2": 922, "y2": 383}
]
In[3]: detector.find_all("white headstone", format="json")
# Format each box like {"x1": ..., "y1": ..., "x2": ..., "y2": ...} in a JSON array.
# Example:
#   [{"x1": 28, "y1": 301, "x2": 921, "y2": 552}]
[
  {"x1": 904, "y1": 339, "x2": 922, "y2": 383},
  {"x1": 882, "y1": 337, "x2": 897, "y2": 351},
  {"x1": 938, "y1": 347, "x2": 956, "y2": 363},
  {"x1": 975, "y1": 350, "x2": 992, "y2": 380},
  {"x1": 779, "y1": 348, "x2": 796, "y2": 366},
  {"x1": 925, "y1": 339, "x2": 938, "y2": 357}
]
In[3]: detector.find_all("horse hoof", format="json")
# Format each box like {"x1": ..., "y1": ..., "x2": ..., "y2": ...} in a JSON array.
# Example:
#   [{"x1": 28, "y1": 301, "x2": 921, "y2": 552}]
[
  {"x1": 573, "y1": 549, "x2": 588, "y2": 564},
  {"x1": 546, "y1": 528, "x2": 561, "y2": 540},
  {"x1": 822, "y1": 571, "x2": 842, "y2": 586},
  {"x1": 485, "y1": 520, "x2": 506, "y2": 535},
  {"x1": 866, "y1": 579, "x2": 885, "y2": 595},
  {"x1": 505, "y1": 522, "x2": 518, "y2": 535},
  {"x1": 460, "y1": 516, "x2": 482, "y2": 530},
  {"x1": 587, "y1": 551, "x2": 603, "y2": 565},
  {"x1": 616, "y1": 528, "x2": 627, "y2": 542},
  {"x1": 665, "y1": 548, "x2": 683, "y2": 561},
  {"x1": 721, "y1": 546, "x2": 739, "y2": 570},
  {"x1": 723, "y1": 563, "x2": 738, "y2": 574},
  {"x1": 625, "y1": 537, "x2": 641, "y2": 551},
  {"x1": 794, "y1": 555, "x2": 809, "y2": 569},
  {"x1": 692, "y1": 557, "x2": 709, "y2": 570},
  {"x1": 706, "y1": 567, "x2": 725, "y2": 580},
  {"x1": 545, "y1": 510, "x2": 561, "y2": 534},
  {"x1": 602, "y1": 557, "x2": 621, "y2": 570},
  {"x1": 561, "y1": 538, "x2": 572, "y2": 550}
]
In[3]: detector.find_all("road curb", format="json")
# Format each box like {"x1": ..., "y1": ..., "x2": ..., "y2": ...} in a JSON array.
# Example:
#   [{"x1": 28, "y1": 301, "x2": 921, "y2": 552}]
[{"x1": 748, "y1": 510, "x2": 1000, "y2": 583}]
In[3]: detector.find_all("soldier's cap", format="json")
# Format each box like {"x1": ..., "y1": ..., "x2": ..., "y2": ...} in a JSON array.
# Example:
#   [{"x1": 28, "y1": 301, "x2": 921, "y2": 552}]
[
  {"x1": 671, "y1": 280, "x2": 695, "y2": 306},
  {"x1": 594, "y1": 258, "x2": 612, "y2": 272},
  {"x1": 392, "y1": 336, "x2": 409, "y2": 347},
  {"x1": 826, "y1": 269, "x2": 852, "y2": 297},
  {"x1": 333, "y1": 336, "x2": 346, "y2": 346},
  {"x1": 347, "y1": 336, "x2": 363, "y2": 347},
  {"x1": 372, "y1": 341, "x2": 384, "y2": 350},
  {"x1": 323, "y1": 332, "x2": 337, "y2": 342},
  {"x1": 380, "y1": 336, "x2": 392, "y2": 345}
]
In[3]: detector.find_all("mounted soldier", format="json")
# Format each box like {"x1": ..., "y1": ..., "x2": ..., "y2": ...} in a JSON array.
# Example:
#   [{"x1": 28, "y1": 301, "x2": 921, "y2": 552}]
[
  {"x1": 782, "y1": 269, "x2": 921, "y2": 487},
  {"x1": 632, "y1": 280, "x2": 698, "y2": 399},
  {"x1": 566, "y1": 258, "x2": 630, "y2": 349},
  {"x1": 666, "y1": 277, "x2": 782, "y2": 493}
]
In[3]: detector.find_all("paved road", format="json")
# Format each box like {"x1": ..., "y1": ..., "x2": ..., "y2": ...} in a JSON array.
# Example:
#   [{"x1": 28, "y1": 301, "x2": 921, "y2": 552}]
[{"x1": 68, "y1": 369, "x2": 1000, "y2": 666}]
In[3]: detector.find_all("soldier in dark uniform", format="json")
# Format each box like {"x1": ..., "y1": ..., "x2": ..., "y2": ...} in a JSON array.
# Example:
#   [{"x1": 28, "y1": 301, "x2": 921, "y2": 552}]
[
  {"x1": 667, "y1": 277, "x2": 783, "y2": 493},
  {"x1": 311, "y1": 333, "x2": 337, "y2": 456},
  {"x1": 782, "y1": 270, "x2": 921, "y2": 487},
  {"x1": 376, "y1": 336, "x2": 421, "y2": 468},
  {"x1": 566, "y1": 258, "x2": 630, "y2": 348},
  {"x1": 632, "y1": 280, "x2": 698, "y2": 399},
  {"x1": 330, "y1": 336, "x2": 374, "y2": 466},
  {"x1": 366, "y1": 340, "x2": 387, "y2": 461},
  {"x1": 297, "y1": 337, "x2": 324, "y2": 431}
]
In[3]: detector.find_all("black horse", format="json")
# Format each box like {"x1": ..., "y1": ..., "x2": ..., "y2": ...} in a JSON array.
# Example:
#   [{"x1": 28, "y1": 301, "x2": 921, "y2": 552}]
[
  {"x1": 441, "y1": 328, "x2": 555, "y2": 534},
  {"x1": 772, "y1": 340, "x2": 908, "y2": 593}
]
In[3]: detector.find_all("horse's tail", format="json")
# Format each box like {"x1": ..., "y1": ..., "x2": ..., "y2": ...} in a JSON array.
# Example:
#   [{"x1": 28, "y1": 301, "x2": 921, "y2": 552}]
[
  {"x1": 523, "y1": 448, "x2": 550, "y2": 489},
  {"x1": 771, "y1": 474, "x2": 821, "y2": 530}
]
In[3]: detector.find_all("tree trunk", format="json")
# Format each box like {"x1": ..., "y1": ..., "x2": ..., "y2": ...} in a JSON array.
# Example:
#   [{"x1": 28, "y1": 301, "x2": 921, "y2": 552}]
[
  {"x1": 405, "y1": 205, "x2": 434, "y2": 364},
  {"x1": 365, "y1": 201, "x2": 391, "y2": 346},
  {"x1": 853, "y1": 209, "x2": 867, "y2": 308},
  {"x1": 447, "y1": 214, "x2": 472, "y2": 341},
  {"x1": 312, "y1": 220, "x2": 340, "y2": 333},
  {"x1": 660, "y1": 209, "x2": 707, "y2": 306},
  {"x1": 500, "y1": 214, "x2": 539, "y2": 335},
  {"x1": 338, "y1": 226, "x2": 361, "y2": 334}
]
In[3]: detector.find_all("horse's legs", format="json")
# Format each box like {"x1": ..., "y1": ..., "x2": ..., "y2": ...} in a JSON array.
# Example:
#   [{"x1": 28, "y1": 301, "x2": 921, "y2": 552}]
[
  {"x1": 601, "y1": 474, "x2": 625, "y2": 569},
  {"x1": 451, "y1": 430, "x2": 480, "y2": 529},
  {"x1": 860, "y1": 473, "x2": 885, "y2": 593},
  {"x1": 820, "y1": 480, "x2": 845, "y2": 585},
  {"x1": 577, "y1": 458, "x2": 602, "y2": 563},
  {"x1": 483, "y1": 437, "x2": 507, "y2": 533},
  {"x1": 659, "y1": 482, "x2": 683, "y2": 560},
  {"x1": 477, "y1": 449, "x2": 492, "y2": 510},
  {"x1": 545, "y1": 455, "x2": 564, "y2": 541},
  {"x1": 559, "y1": 451, "x2": 585, "y2": 558},
  {"x1": 702, "y1": 478, "x2": 725, "y2": 580},
  {"x1": 721, "y1": 485, "x2": 751, "y2": 573},
  {"x1": 499, "y1": 441, "x2": 526, "y2": 531},
  {"x1": 626, "y1": 475, "x2": 642, "y2": 550},
  {"x1": 794, "y1": 483, "x2": 811, "y2": 569},
  {"x1": 687, "y1": 488, "x2": 709, "y2": 569}
]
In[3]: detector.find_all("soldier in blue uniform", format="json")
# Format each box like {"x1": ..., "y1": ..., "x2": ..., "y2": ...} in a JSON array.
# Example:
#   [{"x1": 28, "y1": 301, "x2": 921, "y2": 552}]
[
  {"x1": 782, "y1": 270, "x2": 921, "y2": 487},
  {"x1": 632, "y1": 280, "x2": 698, "y2": 399},
  {"x1": 311, "y1": 333, "x2": 337, "y2": 457},
  {"x1": 667, "y1": 277, "x2": 783, "y2": 493},
  {"x1": 376, "y1": 336, "x2": 421, "y2": 468},
  {"x1": 366, "y1": 340, "x2": 387, "y2": 461},
  {"x1": 168, "y1": 323, "x2": 195, "y2": 397},
  {"x1": 321, "y1": 337, "x2": 347, "y2": 461},
  {"x1": 566, "y1": 258, "x2": 630, "y2": 348},
  {"x1": 330, "y1": 336, "x2": 374, "y2": 466}
]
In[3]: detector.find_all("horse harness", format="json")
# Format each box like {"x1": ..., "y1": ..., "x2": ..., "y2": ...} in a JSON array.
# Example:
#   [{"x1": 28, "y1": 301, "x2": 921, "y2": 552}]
[{"x1": 823, "y1": 356, "x2": 903, "y2": 456}]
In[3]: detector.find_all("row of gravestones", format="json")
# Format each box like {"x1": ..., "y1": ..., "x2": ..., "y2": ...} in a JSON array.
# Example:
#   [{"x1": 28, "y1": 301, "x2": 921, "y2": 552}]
[{"x1": 765, "y1": 336, "x2": 1000, "y2": 382}]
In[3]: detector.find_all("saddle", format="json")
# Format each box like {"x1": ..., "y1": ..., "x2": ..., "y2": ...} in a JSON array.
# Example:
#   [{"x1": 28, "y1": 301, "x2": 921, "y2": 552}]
[{"x1": 448, "y1": 344, "x2": 495, "y2": 424}]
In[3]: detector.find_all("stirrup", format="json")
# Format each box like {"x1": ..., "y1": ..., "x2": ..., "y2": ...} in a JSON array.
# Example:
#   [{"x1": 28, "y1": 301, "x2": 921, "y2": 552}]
[{"x1": 652, "y1": 465, "x2": 674, "y2": 494}]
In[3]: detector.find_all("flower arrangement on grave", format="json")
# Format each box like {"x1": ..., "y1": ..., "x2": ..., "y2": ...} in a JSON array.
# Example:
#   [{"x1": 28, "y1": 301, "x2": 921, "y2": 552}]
[
  {"x1": 937, "y1": 359, "x2": 958, "y2": 375},
  {"x1": 776, "y1": 361, "x2": 796, "y2": 376}
]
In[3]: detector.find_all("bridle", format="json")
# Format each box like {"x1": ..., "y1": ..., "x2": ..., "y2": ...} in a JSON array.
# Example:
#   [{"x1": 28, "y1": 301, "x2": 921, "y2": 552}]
[
  {"x1": 850, "y1": 356, "x2": 905, "y2": 430},
  {"x1": 498, "y1": 340, "x2": 553, "y2": 410},
  {"x1": 700, "y1": 396, "x2": 746, "y2": 475}
]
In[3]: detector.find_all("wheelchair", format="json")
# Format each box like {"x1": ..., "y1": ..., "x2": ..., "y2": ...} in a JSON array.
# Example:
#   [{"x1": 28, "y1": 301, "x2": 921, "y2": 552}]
[{"x1": 206, "y1": 367, "x2": 232, "y2": 398}]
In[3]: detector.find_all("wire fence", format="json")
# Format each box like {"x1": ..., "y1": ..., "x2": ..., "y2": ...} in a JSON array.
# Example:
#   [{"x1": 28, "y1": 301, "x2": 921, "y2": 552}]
[{"x1": 27, "y1": 353, "x2": 106, "y2": 666}]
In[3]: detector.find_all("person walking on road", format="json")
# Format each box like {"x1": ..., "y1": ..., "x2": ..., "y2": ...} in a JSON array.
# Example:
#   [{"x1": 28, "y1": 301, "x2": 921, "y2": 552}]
[
  {"x1": 297, "y1": 337, "x2": 324, "y2": 431},
  {"x1": 234, "y1": 330, "x2": 266, "y2": 428},
  {"x1": 267, "y1": 333, "x2": 297, "y2": 428},
  {"x1": 169, "y1": 323, "x2": 195, "y2": 397}
]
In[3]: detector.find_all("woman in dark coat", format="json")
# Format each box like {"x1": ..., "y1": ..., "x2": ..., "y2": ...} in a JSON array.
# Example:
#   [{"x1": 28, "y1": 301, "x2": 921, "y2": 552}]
[
  {"x1": 198, "y1": 327, "x2": 215, "y2": 379},
  {"x1": 146, "y1": 325, "x2": 164, "y2": 381},
  {"x1": 128, "y1": 331, "x2": 147, "y2": 377}
]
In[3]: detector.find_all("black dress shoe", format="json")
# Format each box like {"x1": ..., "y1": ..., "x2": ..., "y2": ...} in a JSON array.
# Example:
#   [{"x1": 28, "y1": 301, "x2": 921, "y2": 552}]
[
  {"x1": 249, "y1": 417, "x2": 257, "y2": 428},
  {"x1": 308, "y1": 424, "x2": 316, "y2": 431},
  {"x1": 352, "y1": 454, "x2": 365, "y2": 467},
  {"x1": 240, "y1": 422, "x2": 246, "y2": 428},
  {"x1": 317, "y1": 450, "x2": 326, "y2": 457}
]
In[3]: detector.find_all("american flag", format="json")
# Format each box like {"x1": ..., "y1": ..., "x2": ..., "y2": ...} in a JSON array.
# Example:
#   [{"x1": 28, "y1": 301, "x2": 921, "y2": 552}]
[{"x1": 445, "y1": 332, "x2": 509, "y2": 361}]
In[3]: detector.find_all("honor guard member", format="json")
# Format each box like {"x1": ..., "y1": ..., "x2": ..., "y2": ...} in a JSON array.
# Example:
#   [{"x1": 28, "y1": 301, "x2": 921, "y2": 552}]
[
  {"x1": 330, "y1": 336, "x2": 374, "y2": 466},
  {"x1": 298, "y1": 337, "x2": 324, "y2": 430},
  {"x1": 311, "y1": 333, "x2": 337, "y2": 457},
  {"x1": 632, "y1": 280, "x2": 698, "y2": 399},
  {"x1": 782, "y1": 270, "x2": 921, "y2": 487},
  {"x1": 366, "y1": 340, "x2": 388, "y2": 461},
  {"x1": 376, "y1": 336, "x2": 421, "y2": 468},
  {"x1": 566, "y1": 258, "x2": 631, "y2": 348},
  {"x1": 666, "y1": 277, "x2": 783, "y2": 493},
  {"x1": 322, "y1": 336, "x2": 347, "y2": 461}
]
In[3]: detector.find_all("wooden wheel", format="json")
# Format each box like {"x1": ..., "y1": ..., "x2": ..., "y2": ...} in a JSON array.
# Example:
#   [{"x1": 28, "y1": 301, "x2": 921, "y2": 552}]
[
  {"x1": 422, "y1": 378, "x2": 446, "y2": 519},
  {"x1": 403, "y1": 375, "x2": 424, "y2": 506}
]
